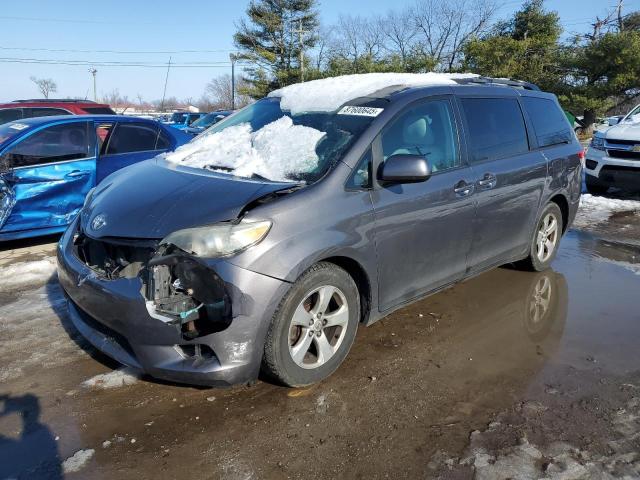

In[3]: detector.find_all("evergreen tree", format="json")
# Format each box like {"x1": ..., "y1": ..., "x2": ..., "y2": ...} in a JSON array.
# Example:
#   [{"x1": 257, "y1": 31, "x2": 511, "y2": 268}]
[{"x1": 234, "y1": 0, "x2": 319, "y2": 98}]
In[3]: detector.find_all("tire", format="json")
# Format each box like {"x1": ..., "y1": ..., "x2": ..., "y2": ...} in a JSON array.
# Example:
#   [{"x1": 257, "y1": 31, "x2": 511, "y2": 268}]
[
  {"x1": 517, "y1": 203, "x2": 564, "y2": 272},
  {"x1": 261, "y1": 262, "x2": 360, "y2": 387},
  {"x1": 585, "y1": 176, "x2": 608, "y2": 195}
]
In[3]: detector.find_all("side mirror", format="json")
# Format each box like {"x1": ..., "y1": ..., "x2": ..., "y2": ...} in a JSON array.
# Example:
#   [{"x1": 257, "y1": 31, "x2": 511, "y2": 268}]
[
  {"x1": 608, "y1": 116, "x2": 620, "y2": 126},
  {"x1": 378, "y1": 154, "x2": 431, "y2": 184}
]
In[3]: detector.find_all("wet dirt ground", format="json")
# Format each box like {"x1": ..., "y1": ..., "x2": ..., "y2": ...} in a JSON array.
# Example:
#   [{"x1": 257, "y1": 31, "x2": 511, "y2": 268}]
[{"x1": 2, "y1": 195, "x2": 640, "y2": 479}]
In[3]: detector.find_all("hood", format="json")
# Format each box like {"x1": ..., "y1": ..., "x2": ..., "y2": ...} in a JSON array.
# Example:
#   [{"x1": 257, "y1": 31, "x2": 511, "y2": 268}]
[
  {"x1": 81, "y1": 159, "x2": 295, "y2": 239},
  {"x1": 604, "y1": 118, "x2": 640, "y2": 141}
]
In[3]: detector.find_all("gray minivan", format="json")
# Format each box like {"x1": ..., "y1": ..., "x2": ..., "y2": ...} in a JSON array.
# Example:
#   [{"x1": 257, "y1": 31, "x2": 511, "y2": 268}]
[{"x1": 57, "y1": 74, "x2": 583, "y2": 387}]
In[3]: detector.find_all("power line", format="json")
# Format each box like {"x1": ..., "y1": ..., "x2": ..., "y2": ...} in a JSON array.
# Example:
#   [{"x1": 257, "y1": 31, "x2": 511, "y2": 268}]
[
  {"x1": 0, "y1": 57, "x2": 238, "y2": 68},
  {"x1": 0, "y1": 46, "x2": 236, "y2": 55}
]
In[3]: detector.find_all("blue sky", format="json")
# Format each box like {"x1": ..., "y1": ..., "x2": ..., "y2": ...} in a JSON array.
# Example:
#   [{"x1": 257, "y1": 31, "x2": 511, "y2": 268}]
[{"x1": 0, "y1": 0, "x2": 637, "y2": 102}]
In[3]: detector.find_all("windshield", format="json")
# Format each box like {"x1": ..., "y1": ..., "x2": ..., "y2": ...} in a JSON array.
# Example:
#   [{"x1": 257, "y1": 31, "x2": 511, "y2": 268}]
[
  {"x1": 191, "y1": 112, "x2": 226, "y2": 128},
  {"x1": 0, "y1": 121, "x2": 29, "y2": 145},
  {"x1": 170, "y1": 112, "x2": 187, "y2": 124},
  {"x1": 165, "y1": 97, "x2": 377, "y2": 183}
]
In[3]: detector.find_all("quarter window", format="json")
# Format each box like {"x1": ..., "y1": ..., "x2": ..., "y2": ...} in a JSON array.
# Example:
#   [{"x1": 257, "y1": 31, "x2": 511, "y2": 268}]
[
  {"x1": 522, "y1": 97, "x2": 573, "y2": 148},
  {"x1": 460, "y1": 98, "x2": 529, "y2": 163},
  {"x1": 106, "y1": 122, "x2": 159, "y2": 154},
  {"x1": 381, "y1": 99, "x2": 460, "y2": 173},
  {"x1": 347, "y1": 149, "x2": 372, "y2": 189},
  {"x1": 156, "y1": 128, "x2": 172, "y2": 150},
  {"x1": 1, "y1": 122, "x2": 93, "y2": 168}
]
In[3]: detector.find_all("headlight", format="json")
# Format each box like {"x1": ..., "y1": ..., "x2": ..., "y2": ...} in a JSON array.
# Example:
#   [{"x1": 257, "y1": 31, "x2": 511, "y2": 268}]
[
  {"x1": 161, "y1": 220, "x2": 272, "y2": 257},
  {"x1": 590, "y1": 136, "x2": 605, "y2": 150}
]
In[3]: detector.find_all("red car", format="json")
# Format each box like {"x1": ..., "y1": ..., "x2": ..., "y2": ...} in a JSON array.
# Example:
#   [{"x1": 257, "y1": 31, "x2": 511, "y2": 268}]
[{"x1": 0, "y1": 99, "x2": 116, "y2": 125}]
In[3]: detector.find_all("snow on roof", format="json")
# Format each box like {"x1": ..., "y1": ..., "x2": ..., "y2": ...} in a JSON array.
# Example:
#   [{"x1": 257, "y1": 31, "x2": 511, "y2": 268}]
[{"x1": 268, "y1": 72, "x2": 479, "y2": 115}]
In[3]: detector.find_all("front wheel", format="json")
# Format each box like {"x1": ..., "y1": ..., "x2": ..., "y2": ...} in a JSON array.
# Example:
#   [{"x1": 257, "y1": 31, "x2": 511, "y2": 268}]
[
  {"x1": 261, "y1": 262, "x2": 360, "y2": 387},
  {"x1": 517, "y1": 203, "x2": 563, "y2": 272}
]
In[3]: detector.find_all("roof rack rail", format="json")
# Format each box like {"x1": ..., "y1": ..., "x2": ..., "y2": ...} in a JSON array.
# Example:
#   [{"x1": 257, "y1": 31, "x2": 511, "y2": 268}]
[
  {"x1": 454, "y1": 77, "x2": 541, "y2": 91},
  {"x1": 11, "y1": 99, "x2": 98, "y2": 104}
]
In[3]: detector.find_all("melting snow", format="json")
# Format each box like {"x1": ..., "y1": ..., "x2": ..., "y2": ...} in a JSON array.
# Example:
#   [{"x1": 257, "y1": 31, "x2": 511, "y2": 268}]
[
  {"x1": 268, "y1": 72, "x2": 479, "y2": 115},
  {"x1": 165, "y1": 116, "x2": 325, "y2": 182},
  {"x1": 82, "y1": 367, "x2": 140, "y2": 389},
  {"x1": 573, "y1": 193, "x2": 640, "y2": 227},
  {"x1": 62, "y1": 449, "x2": 95, "y2": 473},
  {"x1": 0, "y1": 257, "x2": 57, "y2": 291}
]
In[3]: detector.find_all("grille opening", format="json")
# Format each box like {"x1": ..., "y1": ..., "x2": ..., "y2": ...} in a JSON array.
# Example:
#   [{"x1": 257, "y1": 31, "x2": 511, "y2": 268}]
[
  {"x1": 74, "y1": 233, "x2": 156, "y2": 279},
  {"x1": 607, "y1": 150, "x2": 640, "y2": 160}
]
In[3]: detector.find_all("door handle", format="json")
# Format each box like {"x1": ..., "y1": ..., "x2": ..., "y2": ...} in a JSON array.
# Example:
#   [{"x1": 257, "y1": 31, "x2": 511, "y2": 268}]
[
  {"x1": 66, "y1": 170, "x2": 90, "y2": 178},
  {"x1": 477, "y1": 173, "x2": 497, "y2": 190},
  {"x1": 454, "y1": 181, "x2": 475, "y2": 197}
]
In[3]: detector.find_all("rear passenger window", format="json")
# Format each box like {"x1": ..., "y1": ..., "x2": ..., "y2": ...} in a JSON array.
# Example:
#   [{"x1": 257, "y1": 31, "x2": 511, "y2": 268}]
[
  {"x1": 0, "y1": 109, "x2": 23, "y2": 124},
  {"x1": 155, "y1": 128, "x2": 172, "y2": 150},
  {"x1": 106, "y1": 122, "x2": 159, "y2": 154},
  {"x1": 381, "y1": 99, "x2": 460, "y2": 173},
  {"x1": 460, "y1": 98, "x2": 529, "y2": 163},
  {"x1": 522, "y1": 97, "x2": 573, "y2": 148},
  {"x1": 24, "y1": 107, "x2": 70, "y2": 118}
]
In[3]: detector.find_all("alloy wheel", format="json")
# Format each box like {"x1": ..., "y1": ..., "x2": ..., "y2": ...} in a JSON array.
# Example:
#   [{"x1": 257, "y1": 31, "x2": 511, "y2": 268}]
[
  {"x1": 288, "y1": 285, "x2": 349, "y2": 369},
  {"x1": 536, "y1": 213, "x2": 559, "y2": 263}
]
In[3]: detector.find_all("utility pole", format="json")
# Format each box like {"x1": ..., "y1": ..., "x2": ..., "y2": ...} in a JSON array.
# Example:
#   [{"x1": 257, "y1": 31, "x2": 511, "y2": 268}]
[
  {"x1": 229, "y1": 53, "x2": 237, "y2": 110},
  {"x1": 617, "y1": 0, "x2": 624, "y2": 31},
  {"x1": 88, "y1": 68, "x2": 97, "y2": 101},
  {"x1": 295, "y1": 19, "x2": 306, "y2": 82},
  {"x1": 160, "y1": 56, "x2": 172, "y2": 112}
]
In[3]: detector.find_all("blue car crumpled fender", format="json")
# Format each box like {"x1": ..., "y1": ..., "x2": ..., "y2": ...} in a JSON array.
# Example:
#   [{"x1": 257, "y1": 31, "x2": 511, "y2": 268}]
[{"x1": 0, "y1": 176, "x2": 16, "y2": 229}]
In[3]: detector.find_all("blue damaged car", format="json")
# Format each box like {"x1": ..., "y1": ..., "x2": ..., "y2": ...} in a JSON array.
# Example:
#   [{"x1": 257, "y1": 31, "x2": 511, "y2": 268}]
[{"x1": 0, "y1": 115, "x2": 191, "y2": 241}]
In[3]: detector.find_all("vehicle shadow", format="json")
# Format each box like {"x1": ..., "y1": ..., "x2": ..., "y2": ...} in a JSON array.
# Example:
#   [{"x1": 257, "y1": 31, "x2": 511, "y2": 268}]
[
  {"x1": 0, "y1": 233, "x2": 61, "y2": 253},
  {"x1": 0, "y1": 393, "x2": 62, "y2": 479}
]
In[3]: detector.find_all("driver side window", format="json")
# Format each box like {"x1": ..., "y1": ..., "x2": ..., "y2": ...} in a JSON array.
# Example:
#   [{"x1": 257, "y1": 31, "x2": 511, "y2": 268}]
[
  {"x1": 381, "y1": 99, "x2": 460, "y2": 173},
  {"x1": 1, "y1": 122, "x2": 94, "y2": 169}
]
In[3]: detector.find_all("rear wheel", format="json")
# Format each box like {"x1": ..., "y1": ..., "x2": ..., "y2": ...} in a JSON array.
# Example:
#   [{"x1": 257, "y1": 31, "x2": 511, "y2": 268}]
[
  {"x1": 262, "y1": 262, "x2": 360, "y2": 387},
  {"x1": 585, "y1": 176, "x2": 608, "y2": 195},
  {"x1": 517, "y1": 203, "x2": 563, "y2": 272}
]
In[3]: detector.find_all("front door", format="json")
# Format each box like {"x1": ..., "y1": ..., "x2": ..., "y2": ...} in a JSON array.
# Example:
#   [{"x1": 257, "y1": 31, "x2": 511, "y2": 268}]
[
  {"x1": 0, "y1": 120, "x2": 96, "y2": 233},
  {"x1": 371, "y1": 97, "x2": 477, "y2": 311}
]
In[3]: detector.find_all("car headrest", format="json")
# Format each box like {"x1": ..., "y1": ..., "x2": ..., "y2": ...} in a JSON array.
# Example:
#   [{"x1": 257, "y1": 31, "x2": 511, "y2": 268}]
[{"x1": 402, "y1": 116, "x2": 434, "y2": 145}]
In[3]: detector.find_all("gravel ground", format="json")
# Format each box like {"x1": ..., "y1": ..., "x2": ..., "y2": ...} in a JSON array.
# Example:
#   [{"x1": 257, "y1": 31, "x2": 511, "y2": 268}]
[{"x1": 1, "y1": 194, "x2": 640, "y2": 479}]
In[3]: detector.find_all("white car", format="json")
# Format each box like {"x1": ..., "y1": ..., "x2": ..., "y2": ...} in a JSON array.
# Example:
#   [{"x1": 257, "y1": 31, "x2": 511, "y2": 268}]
[{"x1": 585, "y1": 105, "x2": 640, "y2": 194}]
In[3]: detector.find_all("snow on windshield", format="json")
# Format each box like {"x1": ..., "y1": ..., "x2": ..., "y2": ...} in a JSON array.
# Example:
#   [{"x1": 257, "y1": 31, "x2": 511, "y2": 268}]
[
  {"x1": 268, "y1": 72, "x2": 479, "y2": 115},
  {"x1": 165, "y1": 116, "x2": 326, "y2": 182}
]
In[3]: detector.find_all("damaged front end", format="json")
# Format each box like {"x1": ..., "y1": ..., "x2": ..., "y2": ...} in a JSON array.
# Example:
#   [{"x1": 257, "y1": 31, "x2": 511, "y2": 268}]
[
  {"x1": 73, "y1": 231, "x2": 232, "y2": 342},
  {"x1": 0, "y1": 176, "x2": 16, "y2": 229}
]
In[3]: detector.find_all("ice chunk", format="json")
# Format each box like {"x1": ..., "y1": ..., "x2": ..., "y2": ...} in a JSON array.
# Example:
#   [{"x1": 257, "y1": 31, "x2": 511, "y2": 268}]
[
  {"x1": 268, "y1": 72, "x2": 479, "y2": 115},
  {"x1": 82, "y1": 367, "x2": 140, "y2": 389},
  {"x1": 165, "y1": 117, "x2": 326, "y2": 182}
]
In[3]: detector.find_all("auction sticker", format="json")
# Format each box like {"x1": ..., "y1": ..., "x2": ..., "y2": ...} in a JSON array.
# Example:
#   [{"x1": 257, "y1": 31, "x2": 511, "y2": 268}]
[
  {"x1": 9, "y1": 123, "x2": 29, "y2": 130},
  {"x1": 337, "y1": 106, "x2": 384, "y2": 117}
]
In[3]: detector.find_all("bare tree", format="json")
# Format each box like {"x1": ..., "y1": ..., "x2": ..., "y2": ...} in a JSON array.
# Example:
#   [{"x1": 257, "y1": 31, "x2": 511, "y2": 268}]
[
  {"x1": 205, "y1": 74, "x2": 251, "y2": 110},
  {"x1": 377, "y1": 9, "x2": 418, "y2": 67},
  {"x1": 30, "y1": 76, "x2": 57, "y2": 99},
  {"x1": 411, "y1": 0, "x2": 498, "y2": 71},
  {"x1": 330, "y1": 15, "x2": 386, "y2": 71},
  {"x1": 313, "y1": 26, "x2": 335, "y2": 71}
]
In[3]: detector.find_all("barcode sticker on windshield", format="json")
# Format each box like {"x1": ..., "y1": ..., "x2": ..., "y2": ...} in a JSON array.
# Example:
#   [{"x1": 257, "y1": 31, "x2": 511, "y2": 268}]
[{"x1": 337, "y1": 106, "x2": 384, "y2": 117}]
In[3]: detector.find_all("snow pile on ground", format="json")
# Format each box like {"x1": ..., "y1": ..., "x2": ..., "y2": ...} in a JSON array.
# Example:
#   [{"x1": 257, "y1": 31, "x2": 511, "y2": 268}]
[
  {"x1": 165, "y1": 116, "x2": 325, "y2": 182},
  {"x1": 62, "y1": 449, "x2": 95, "y2": 473},
  {"x1": 82, "y1": 367, "x2": 140, "y2": 389},
  {"x1": 269, "y1": 72, "x2": 479, "y2": 115},
  {"x1": 574, "y1": 193, "x2": 640, "y2": 227},
  {"x1": 0, "y1": 257, "x2": 57, "y2": 291}
]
